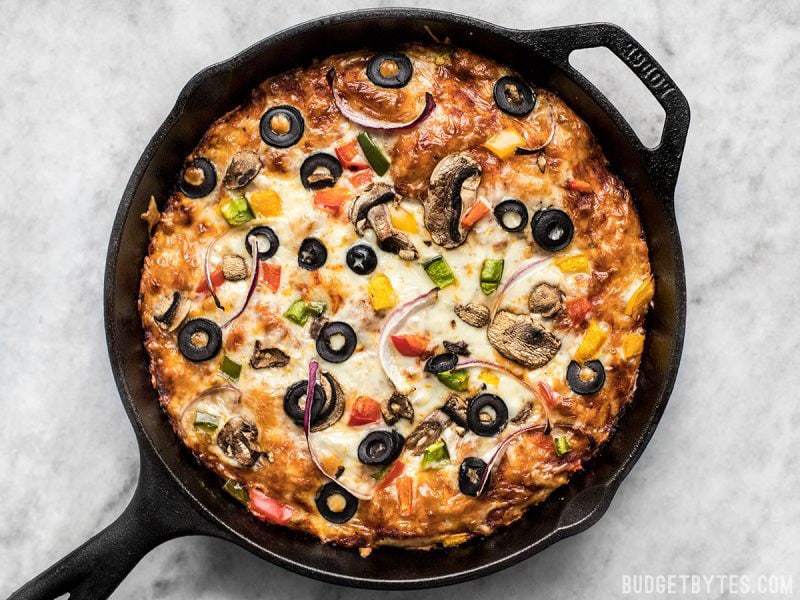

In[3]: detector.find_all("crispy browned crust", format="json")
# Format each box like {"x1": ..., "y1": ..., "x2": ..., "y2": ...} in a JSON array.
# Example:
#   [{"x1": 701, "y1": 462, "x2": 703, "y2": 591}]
[{"x1": 139, "y1": 45, "x2": 651, "y2": 549}]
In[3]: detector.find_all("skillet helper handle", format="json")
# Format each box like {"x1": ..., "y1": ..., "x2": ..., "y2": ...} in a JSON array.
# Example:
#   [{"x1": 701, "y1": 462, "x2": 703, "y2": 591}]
[
  {"x1": 529, "y1": 23, "x2": 690, "y2": 197},
  {"x1": 8, "y1": 446, "x2": 213, "y2": 600}
]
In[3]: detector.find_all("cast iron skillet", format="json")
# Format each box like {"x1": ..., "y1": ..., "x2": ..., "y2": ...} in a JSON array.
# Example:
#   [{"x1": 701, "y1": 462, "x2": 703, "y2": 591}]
[{"x1": 10, "y1": 9, "x2": 689, "y2": 598}]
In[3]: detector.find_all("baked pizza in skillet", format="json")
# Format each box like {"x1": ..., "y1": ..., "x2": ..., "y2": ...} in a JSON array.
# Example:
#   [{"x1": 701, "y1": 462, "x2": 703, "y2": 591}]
[{"x1": 139, "y1": 44, "x2": 654, "y2": 551}]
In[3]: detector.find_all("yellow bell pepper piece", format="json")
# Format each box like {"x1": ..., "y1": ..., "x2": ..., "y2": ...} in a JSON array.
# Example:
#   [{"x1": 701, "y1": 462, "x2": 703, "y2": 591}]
[
  {"x1": 248, "y1": 188, "x2": 282, "y2": 217},
  {"x1": 441, "y1": 533, "x2": 471, "y2": 547},
  {"x1": 390, "y1": 207, "x2": 419, "y2": 234},
  {"x1": 483, "y1": 128, "x2": 525, "y2": 160},
  {"x1": 555, "y1": 253, "x2": 590, "y2": 273},
  {"x1": 367, "y1": 273, "x2": 398, "y2": 311},
  {"x1": 625, "y1": 278, "x2": 655, "y2": 317},
  {"x1": 478, "y1": 370, "x2": 499, "y2": 386},
  {"x1": 574, "y1": 321, "x2": 608, "y2": 362},
  {"x1": 622, "y1": 332, "x2": 645, "y2": 359}
]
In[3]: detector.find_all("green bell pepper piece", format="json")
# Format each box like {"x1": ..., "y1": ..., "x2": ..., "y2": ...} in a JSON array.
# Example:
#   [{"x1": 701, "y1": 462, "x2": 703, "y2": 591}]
[
  {"x1": 357, "y1": 131, "x2": 390, "y2": 176},
  {"x1": 421, "y1": 440, "x2": 450, "y2": 470},
  {"x1": 553, "y1": 435, "x2": 571, "y2": 457},
  {"x1": 193, "y1": 410, "x2": 220, "y2": 432},
  {"x1": 220, "y1": 195, "x2": 254, "y2": 226},
  {"x1": 436, "y1": 369, "x2": 469, "y2": 391},
  {"x1": 423, "y1": 255, "x2": 456, "y2": 288},
  {"x1": 479, "y1": 258, "x2": 504, "y2": 295},
  {"x1": 220, "y1": 355, "x2": 242, "y2": 380},
  {"x1": 223, "y1": 479, "x2": 249, "y2": 505},
  {"x1": 284, "y1": 298, "x2": 327, "y2": 325},
  {"x1": 305, "y1": 300, "x2": 327, "y2": 317},
  {"x1": 284, "y1": 298, "x2": 310, "y2": 325}
]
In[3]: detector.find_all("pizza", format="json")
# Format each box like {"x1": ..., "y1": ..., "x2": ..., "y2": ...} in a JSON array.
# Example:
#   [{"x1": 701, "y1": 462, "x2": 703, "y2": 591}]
[{"x1": 139, "y1": 44, "x2": 654, "y2": 551}]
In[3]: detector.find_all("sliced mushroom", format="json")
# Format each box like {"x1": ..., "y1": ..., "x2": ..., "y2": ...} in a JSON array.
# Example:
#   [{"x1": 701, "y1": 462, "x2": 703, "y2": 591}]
[
  {"x1": 511, "y1": 401, "x2": 533, "y2": 425},
  {"x1": 405, "y1": 410, "x2": 451, "y2": 455},
  {"x1": 222, "y1": 254, "x2": 248, "y2": 281},
  {"x1": 441, "y1": 394, "x2": 468, "y2": 428},
  {"x1": 366, "y1": 204, "x2": 418, "y2": 260},
  {"x1": 529, "y1": 283, "x2": 563, "y2": 318},
  {"x1": 216, "y1": 416, "x2": 260, "y2": 467},
  {"x1": 454, "y1": 303, "x2": 490, "y2": 328},
  {"x1": 249, "y1": 340, "x2": 290, "y2": 369},
  {"x1": 309, "y1": 315, "x2": 329, "y2": 340},
  {"x1": 153, "y1": 291, "x2": 190, "y2": 332},
  {"x1": 424, "y1": 153, "x2": 482, "y2": 248},
  {"x1": 443, "y1": 340, "x2": 470, "y2": 356},
  {"x1": 348, "y1": 183, "x2": 396, "y2": 234},
  {"x1": 487, "y1": 310, "x2": 561, "y2": 369},
  {"x1": 348, "y1": 184, "x2": 418, "y2": 261},
  {"x1": 381, "y1": 391, "x2": 414, "y2": 425},
  {"x1": 223, "y1": 151, "x2": 262, "y2": 189}
]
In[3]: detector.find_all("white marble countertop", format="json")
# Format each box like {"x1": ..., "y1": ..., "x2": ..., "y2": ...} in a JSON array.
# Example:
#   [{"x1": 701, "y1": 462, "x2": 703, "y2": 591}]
[{"x1": 2, "y1": 1, "x2": 799, "y2": 598}]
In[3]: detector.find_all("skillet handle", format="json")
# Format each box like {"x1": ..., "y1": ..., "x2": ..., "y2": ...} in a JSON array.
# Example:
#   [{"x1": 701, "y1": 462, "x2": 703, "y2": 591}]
[
  {"x1": 8, "y1": 444, "x2": 216, "y2": 600},
  {"x1": 526, "y1": 23, "x2": 690, "y2": 198}
]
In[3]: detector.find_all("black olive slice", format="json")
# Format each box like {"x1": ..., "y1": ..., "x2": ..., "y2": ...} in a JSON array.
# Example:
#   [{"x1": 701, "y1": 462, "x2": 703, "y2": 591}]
[
  {"x1": 260, "y1": 105, "x2": 304, "y2": 148},
  {"x1": 493, "y1": 199, "x2": 529, "y2": 233},
  {"x1": 315, "y1": 482, "x2": 358, "y2": 524},
  {"x1": 366, "y1": 53, "x2": 413, "y2": 88},
  {"x1": 532, "y1": 208, "x2": 574, "y2": 251},
  {"x1": 245, "y1": 226, "x2": 279, "y2": 260},
  {"x1": 177, "y1": 318, "x2": 222, "y2": 362},
  {"x1": 283, "y1": 380, "x2": 328, "y2": 427},
  {"x1": 566, "y1": 359, "x2": 606, "y2": 395},
  {"x1": 345, "y1": 244, "x2": 378, "y2": 275},
  {"x1": 179, "y1": 157, "x2": 217, "y2": 198},
  {"x1": 467, "y1": 393, "x2": 509, "y2": 437},
  {"x1": 424, "y1": 352, "x2": 459, "y2": 374},
  {"x1": 493, "y1": 76, "x2": 536, "y2": 117},
  {"x1": 298, "y1": 237, "x2": 328, "y2": 271},
  {"x1": 316, "y1": 321, "x2": 357, "y2": 363},
  {"x1": 459, "y1": 457, "x2": 488, "y2": 496},
  {"x1": 357, "y1": 430, "x2": 403, "y2": 466},
  {"x1": 299, "y1": 153, "x2": 342, "y2": 190}
]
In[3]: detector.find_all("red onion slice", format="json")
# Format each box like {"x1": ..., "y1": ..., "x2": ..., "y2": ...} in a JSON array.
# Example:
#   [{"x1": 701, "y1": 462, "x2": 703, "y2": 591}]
[
  {"x1": 515, "y1": 106, "x2": 557, "y2": 155},
  {"x1": 378, "y1": 287, "x2": 439, "y2": 393},
  {"x1": 303, "y1": 360, "x2": 374, "y2": 501},
  {"x1": 490, "y1": 257, "x2": 549, "y2": 318},
  {"x1": 203, "y1": 230, "x2": 230, "y2": 310},
  {"x1": 328, "y1": 69, "x2": 436, "y2": 130},
  {"x1": 476, "y1": 423, "x2": 548, "y2": 495},
  {"x1": 222, "y1": 237, "x2": 260, "y2": 329}
]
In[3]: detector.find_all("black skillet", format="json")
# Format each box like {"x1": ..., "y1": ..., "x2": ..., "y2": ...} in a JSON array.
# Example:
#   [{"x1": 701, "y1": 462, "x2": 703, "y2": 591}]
[{"x1": 9, "y1": 9, "x2": 689, "y2": 597}]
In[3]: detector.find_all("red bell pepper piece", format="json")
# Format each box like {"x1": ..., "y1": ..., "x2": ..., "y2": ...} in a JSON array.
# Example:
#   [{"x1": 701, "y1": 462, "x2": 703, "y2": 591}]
[
  {"x1": 566, "y1": 297, "x2": 592, "y2": 324},
  {"x1": 248, "y1": 489, "x2": 294, "y2": 524},
  {"x1": 313, "y1": 188, "x2": 350, "y2": 215},
  {"x1": 259, "y1": 263, "x2": 281, "y2": 292},
  {"x1": 348, "y1": 170, "x2": 374, "y2": 188},
  {"x1": 460, "y1": 200, "x2": 490, "y2": 228},
  {"x1": 375, "y1": 461, "x2": 405, "y2": 490},
  {"x1": 565, "y1": 179, "x2": 593, "y2": 193},
  {"x1": 348, "y1": 396, "x2": 381, "y2": 426},
  {"x1": 335, "y1": 139, "x2": 370, "y2": 170},
  {"x1": 390, "y1": 334, "x2": 429, "y2": 357},
  {"x1": 196, "y1": 266, "x2": 225, "y2": 294}
]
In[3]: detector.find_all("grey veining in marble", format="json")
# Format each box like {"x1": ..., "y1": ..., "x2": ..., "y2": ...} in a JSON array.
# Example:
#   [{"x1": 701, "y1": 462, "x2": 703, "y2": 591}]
[{"x1": 2, "y1": 1, "x2": 799, "y2": 598}]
